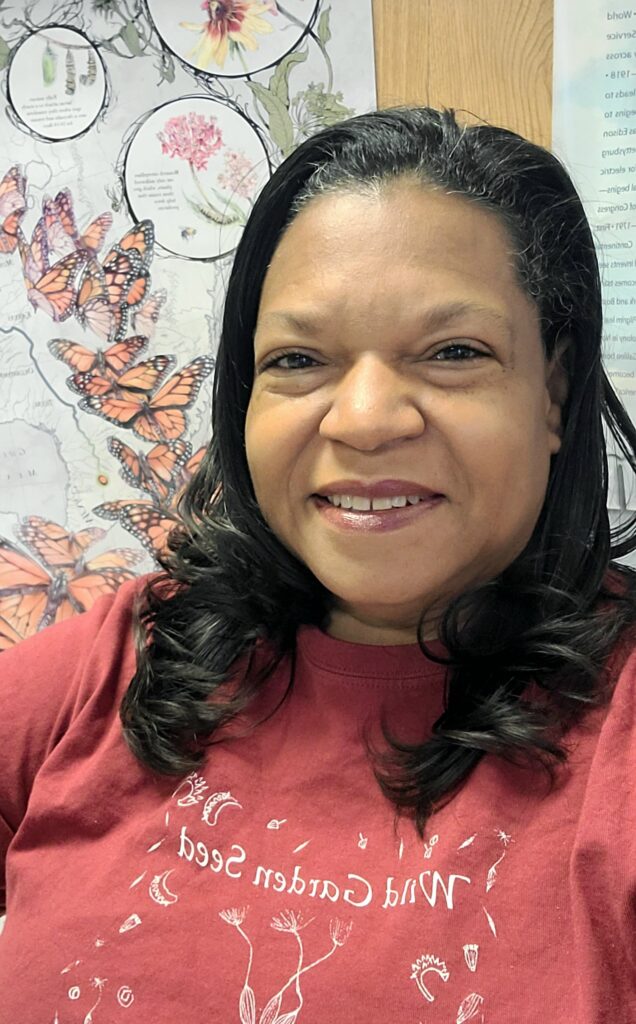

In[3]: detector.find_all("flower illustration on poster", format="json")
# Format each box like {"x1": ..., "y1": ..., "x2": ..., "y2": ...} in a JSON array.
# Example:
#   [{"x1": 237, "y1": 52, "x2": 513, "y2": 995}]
[
  {"x1": 124, "y1": 97, "x2": 268, "y2": 259},
  {"x1": 146, "y1": 0, "x2": 318, "y2": 77}
]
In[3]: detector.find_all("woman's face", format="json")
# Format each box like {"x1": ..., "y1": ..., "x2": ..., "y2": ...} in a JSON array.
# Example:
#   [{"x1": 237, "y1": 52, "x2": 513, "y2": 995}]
[{"x1": 245, "y1": 182, "x2": 568, "y2": 644}]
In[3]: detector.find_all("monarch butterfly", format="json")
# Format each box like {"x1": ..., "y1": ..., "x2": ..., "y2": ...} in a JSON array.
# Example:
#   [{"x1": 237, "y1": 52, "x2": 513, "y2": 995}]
[
  {"x1": 43, "y1": 189, "x2": 112, "y2": 260},
  {"x1": 102, "y1": 220, "x2": 154, "y2": 271},
  {"x1": 18, "y1": 232, "x2": 88, "y2": 322},
  {"x1": 108, "y1": 436, "x2": 191, "y2": 503},
  {"x1": 0, "y1": 165, "x2": 26, "y2": 254},
  {"x1": 93, "y1": 499, "x2": 180, "y2": 559},
  {"x1": 132, "y1": 288, "x2": 167, "y2": 339},
  {"x1": 0, "y1": 519, "x2": 142, "y2": 642},
  {"x1": 48, "y1": 335, "x2": 149, "y2": 378},
  {"x1": 74, "y1": 257, "x2": 116, "y2": 341},
  {"x1": 69, "y1": 354, "x2": 175, "y2": 401},
  {"x1": 80, "y1": 355, "x2": 214, "y2": 442}
]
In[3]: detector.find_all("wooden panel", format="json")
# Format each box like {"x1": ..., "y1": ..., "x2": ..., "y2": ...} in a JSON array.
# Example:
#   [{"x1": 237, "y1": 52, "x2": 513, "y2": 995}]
[{"x1": 372, "y1": 0, "x2": 553, "y2": 149}]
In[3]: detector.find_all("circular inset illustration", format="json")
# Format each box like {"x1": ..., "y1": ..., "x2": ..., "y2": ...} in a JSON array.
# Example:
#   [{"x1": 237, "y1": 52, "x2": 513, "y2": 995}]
[
  {"x1": 124, "y1": 97, "x2": 269, "y2": 260},
  {"x1": 7, "y1": 27, "x2": 106, "y2": 141},
  {"x1": 146, "y1": 0, "x2": 317, "y2": 78}
]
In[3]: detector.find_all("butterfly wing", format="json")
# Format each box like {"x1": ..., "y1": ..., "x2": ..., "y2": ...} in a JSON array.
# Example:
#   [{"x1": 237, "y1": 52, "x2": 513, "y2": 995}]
[
  {"x1": 75, "y1": 258, "x2": 115, "y2": 342},
  {"x1": 28, "y1": 250, "x2": 88, "y2": 322},
  {"x1": 116, "y1": 355, "x2": 174, "y2": 393},
  {"x1": 102, "y1": 220, "x2": 154, "y2": 270},
  {"x1": 0, "y1": 166, "x2": 26, "y2": 253},
  {"x1": 78, "y1": 212, "x2": 113, "y2": 254},
  {"x1": 0, "y1": 536, "x2": 51, "y2": 589},
  {"x1": 132, "y1": 288, "x2": 167, "y2": 339},
  {"x1": 102, "y1": 336, "x2": 148, "y2": 376},
  {"x1": 93, "y1": 499, "x2": 178, "y2": 559},
  {"x1": 18, "y1": 516, "x2": 104, "y2": 568},
  {"x1": 48, "y1": 338, "x2": 98, "y2": 374},
  {"x1": 0, "y1": 613, "x2": 23, "y2": 650},
  {"x1": 66, "y1": 567, "x2": 136, "y2": 611},
  {"x1": 0, "y1": 590, "x2": 49, "y2": 638},
  {"x1": 83, "y1": 547, "x2": 144, "y2": 571}
]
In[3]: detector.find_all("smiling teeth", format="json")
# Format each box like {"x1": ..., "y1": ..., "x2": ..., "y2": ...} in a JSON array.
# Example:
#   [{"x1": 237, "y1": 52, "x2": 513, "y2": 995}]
[{"x1": 327, "y1": 495, "x2": 423, "y2": 510}]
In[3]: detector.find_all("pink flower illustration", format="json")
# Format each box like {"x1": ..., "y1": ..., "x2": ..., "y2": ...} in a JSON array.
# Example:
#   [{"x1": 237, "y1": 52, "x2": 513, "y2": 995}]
[
  {"x1": 217, "y1": 149, "x2": 258, "y2": 199},
  {"x1": 157, "y1": 112, "x2": 223, "y2": 173}
]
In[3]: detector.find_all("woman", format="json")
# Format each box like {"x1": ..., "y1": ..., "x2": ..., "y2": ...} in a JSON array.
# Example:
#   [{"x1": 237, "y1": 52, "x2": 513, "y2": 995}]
[{"x1": 1, "y1": 106, "x2": 636, "y2": 1023}]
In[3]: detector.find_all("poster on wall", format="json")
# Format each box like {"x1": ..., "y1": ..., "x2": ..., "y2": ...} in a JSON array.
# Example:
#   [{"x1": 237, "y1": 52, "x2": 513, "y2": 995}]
[
  {"x1": 553, "y1": 0, "x2": 636, "y2": 555},
  {"x1": 0, "y1": 0, "x2": 377, "y2": 649}
]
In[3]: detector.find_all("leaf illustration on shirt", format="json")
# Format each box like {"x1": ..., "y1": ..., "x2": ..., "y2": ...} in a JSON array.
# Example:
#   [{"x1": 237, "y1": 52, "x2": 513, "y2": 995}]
[
  {"x1": 482, "y1": 905, "x2": 497, "y2": 938},
  {"x1": 485, "y1": 850, "x2": 506, "y2": 892}
]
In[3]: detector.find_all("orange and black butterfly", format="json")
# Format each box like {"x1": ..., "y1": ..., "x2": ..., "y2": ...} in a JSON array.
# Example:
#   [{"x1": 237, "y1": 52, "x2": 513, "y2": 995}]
[
  {"x1": 93, "y1": 499, "x2": 180, "y2": 560},
  {"x1": 0, "y1": 517, "x2": 142, "y2": 644},
  {"x1": 74, "y1": 258, "x2": 117, "y2": 341},
  {"x1": 43, "y1": 188, "x2": 112, "y2": 260},
  {"x1": 80, "y1": 355, "x2": 214, "y2": 442},
  {"x1": 101, "y1": 221, "x2": 154, "y2": 340},
  {"x1": 69, "y1": 354, "x2": 174, "y2": 401},
  {"x1": 18, "y1": 226, "x2": 88, "y2": 322},
  {"x1": 49, "y1": 335, "x2": 149, "y2": 378},
  {"x1": 108, "y1": 436, "x2": 191, "y2": 503},
  {"x1": 0, "y1": 165, "x2": 26, "y2": 254}
]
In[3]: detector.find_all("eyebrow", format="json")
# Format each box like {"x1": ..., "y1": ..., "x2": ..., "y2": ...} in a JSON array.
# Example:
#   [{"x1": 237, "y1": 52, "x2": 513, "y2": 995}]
[{"x1": 256, "y1": 301, "x2": 514, "y2": 341}]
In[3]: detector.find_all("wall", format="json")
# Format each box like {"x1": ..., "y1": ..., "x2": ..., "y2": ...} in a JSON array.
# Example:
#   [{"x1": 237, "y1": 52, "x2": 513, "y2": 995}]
[{"x1": 372, "y1": 0, "x2": 553, "y2": 149}]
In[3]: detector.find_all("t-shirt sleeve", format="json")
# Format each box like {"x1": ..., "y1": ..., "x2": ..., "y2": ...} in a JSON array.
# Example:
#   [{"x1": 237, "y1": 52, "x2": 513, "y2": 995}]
[{"x1": 0, "y1": 576, "x2": 142, "y2": 908}]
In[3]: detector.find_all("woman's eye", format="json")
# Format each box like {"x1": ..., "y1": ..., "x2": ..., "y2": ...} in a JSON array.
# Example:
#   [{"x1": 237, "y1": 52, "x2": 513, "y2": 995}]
[
  {"x1": 432, "y1": 343, "x2": 485, "y2": 361},
  {"x1": 261, "y1": 351, "x2": 318, "y2": 371}
]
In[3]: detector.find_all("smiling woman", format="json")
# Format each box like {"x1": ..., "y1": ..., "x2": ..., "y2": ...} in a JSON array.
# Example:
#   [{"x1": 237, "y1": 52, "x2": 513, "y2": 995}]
[{"x1": 3, "y1": 107, "x2": 636, "y2": 1022}]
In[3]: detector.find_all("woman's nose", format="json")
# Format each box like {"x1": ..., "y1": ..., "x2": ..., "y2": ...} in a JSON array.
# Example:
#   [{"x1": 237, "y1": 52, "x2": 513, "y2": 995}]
[{"x1": 317, "y1": 355, "x2": 427, "y2": 451}]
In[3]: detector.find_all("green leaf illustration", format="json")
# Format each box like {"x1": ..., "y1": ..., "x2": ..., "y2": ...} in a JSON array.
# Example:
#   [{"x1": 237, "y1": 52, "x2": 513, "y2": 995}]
[
  {"x1": 247, "y1": 81, "x2": 294, "y2": 155},
  {"x1": 317, "y1": 7, "x2": 332, "y2": 46},
  {"x1": 120, "y1": 20, "x2": 142, "y2": 56},
  {"x1": 269, "y1": 48, "x2": 307, "y2": 106}
]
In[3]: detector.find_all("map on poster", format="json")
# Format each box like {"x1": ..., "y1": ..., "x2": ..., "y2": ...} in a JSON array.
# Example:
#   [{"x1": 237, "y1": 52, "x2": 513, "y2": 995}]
[
  {"x1": 553, "y1": 0, "x2": 636, "y2": 558},
  {"x1": 0, "y1": 0, "x2": 377, "y2": 647}
]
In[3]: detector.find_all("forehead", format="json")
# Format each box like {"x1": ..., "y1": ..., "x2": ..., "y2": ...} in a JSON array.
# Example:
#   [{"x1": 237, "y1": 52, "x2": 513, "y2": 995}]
[{"x1": 257, "y1": 183, "x2": 528, "y2": 330}]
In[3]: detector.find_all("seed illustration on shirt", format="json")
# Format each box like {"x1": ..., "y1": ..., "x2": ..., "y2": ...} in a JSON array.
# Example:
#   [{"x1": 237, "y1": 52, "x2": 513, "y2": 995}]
[
  {"x1": 463, "y1": 944, "x2": 479, "y2": 972},
  {"x1": 456, "y1": 991, "x2": 484, "y2": 1022},
  {"x1": 129, "y1": 870, "x2": 146, "y2": 888},
  {"x1": 267, "y1": 817, "x2": 287, "y2": 829},
  {"x1": 148, "y1": 868, "x2": 179, "y2": 906},
  {"x1": 409, "y1": 953, "x2": 450, "y2": 1003},
  {"x1": 219, "y1": 905, "x2": 353, "y2": 1022},
  {"x1": 357, "y1": 832, "x2": 368, "y2": 849},
  {"x1": 171, "y1": 771, "x2": 209, "y2": 806},
  {"x1": 457, "y1": 834, "x2": 478, "y2": 850},
  {"x1": 119, "y1": 913, "x2": 142, "y2": 933},
  {"x1": 201, "y1": 790, "x2": 242, "y2": 826}
]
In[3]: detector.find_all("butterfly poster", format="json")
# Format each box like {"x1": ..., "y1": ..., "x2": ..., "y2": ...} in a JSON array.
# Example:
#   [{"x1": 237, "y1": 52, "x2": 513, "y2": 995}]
[{"x1": 0, "y1": 0, "x2": 377, "y2": 646}]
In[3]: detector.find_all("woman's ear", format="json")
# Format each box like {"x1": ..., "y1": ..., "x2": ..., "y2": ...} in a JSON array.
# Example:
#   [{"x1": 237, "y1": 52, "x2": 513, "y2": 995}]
[{"x1": 545, "y1": 337, "x2": 571, "y2": 444}]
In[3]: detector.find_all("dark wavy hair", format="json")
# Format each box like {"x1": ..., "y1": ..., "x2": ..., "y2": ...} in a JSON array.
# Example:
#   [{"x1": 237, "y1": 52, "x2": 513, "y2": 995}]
[{"x1": 121, "y1": 106, "x2": 636, "y2": 835}]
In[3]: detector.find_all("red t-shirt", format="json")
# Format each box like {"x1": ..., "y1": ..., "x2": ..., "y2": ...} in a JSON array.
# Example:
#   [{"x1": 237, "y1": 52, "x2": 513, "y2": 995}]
[{"x1": 0, "y1": 576, "x2": 635, "y2": 1023}]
